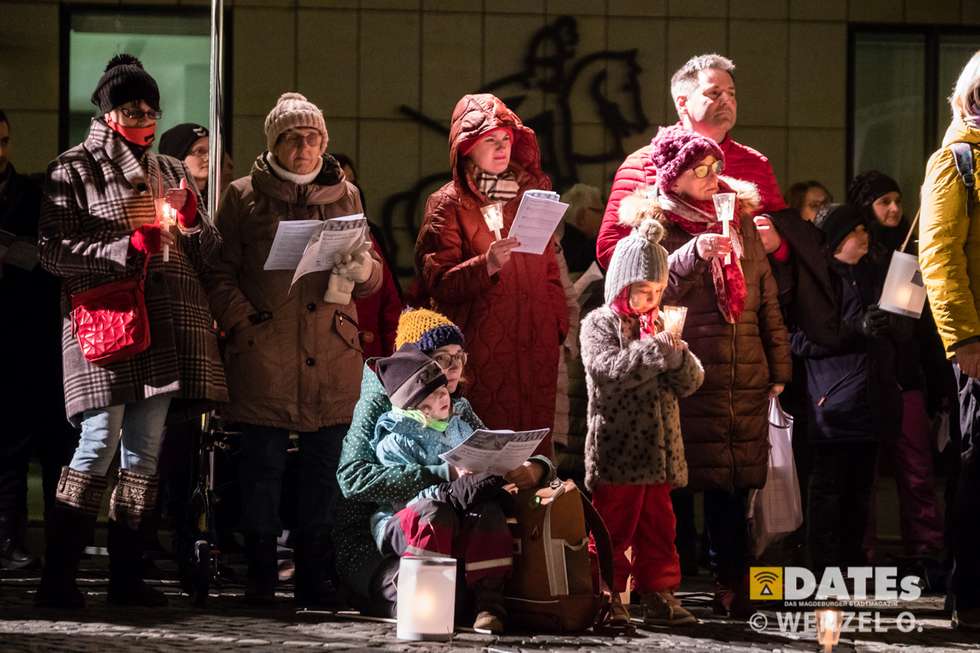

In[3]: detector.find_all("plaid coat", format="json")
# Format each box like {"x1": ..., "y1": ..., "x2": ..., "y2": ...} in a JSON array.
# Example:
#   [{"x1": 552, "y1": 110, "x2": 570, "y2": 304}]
[{"x1": 38, "y1": 119, "x2": 228, "y2": 424}]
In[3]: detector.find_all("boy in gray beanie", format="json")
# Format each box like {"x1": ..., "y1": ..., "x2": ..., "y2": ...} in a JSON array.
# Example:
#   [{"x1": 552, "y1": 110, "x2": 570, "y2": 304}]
[{"x1": 579, "y1": 205, "x2": 705, "y2": 628}]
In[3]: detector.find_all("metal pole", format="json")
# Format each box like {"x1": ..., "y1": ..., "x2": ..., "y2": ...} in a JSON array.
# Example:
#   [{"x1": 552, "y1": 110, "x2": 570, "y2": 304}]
[{"x1": 207, "y1": 0, "x2": 224, "y2": 221}]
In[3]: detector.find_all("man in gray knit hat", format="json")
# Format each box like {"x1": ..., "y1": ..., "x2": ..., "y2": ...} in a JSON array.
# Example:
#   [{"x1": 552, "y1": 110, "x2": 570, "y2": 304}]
[{"x1": 205, "y1": 92, "x2": 381, "y2": 607}]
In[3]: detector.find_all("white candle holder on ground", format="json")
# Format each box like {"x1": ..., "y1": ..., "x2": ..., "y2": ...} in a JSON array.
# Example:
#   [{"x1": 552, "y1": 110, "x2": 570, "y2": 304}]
[{"x1": 396, "y1": 556, "x2": 457, "y2": 641}]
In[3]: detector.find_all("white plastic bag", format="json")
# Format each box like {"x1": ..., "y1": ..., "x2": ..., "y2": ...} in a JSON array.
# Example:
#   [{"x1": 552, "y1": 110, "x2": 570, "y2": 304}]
[{"x1": 749, "y1": 398, "x2": 803, "y2": 557}]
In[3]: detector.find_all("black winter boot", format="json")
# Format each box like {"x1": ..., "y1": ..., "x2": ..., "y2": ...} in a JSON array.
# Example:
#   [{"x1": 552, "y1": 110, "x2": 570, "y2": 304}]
[
  {"x1": 294, "y1": 527, "x2": 343, "y2": 608},
  {"x1": 36, "y1": 467, "x2": 106, "y2": 608},
  {"x1": 244, "y1": 533, "x2": 279, "y2": 606},
  {"x1": 106, "y1": 470, "x2": 167, "y2": 607},
  {"x1": 0, "y1": 513, "x2": 35, "y2": 570}
]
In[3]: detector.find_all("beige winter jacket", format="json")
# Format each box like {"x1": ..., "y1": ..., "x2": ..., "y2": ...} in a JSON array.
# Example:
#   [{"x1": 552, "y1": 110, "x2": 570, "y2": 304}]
[{"x1": 206, "y1": 154, "x2": 381, "y2": 431}]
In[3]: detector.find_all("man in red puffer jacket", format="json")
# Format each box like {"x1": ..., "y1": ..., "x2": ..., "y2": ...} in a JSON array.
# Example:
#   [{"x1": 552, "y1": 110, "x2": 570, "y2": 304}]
[{"x1": 597, "y1": 53, "x2": 786, "y2": 268}]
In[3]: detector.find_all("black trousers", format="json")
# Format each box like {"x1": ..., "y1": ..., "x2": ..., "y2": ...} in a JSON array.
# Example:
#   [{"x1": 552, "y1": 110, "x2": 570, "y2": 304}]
[
  {"x1": 237, "y1": 423, "x2": 345, "y2": 538},
  {"x1": 703, "y1": 488, "x2": 750, "y2": 586},
  {"x1": 807, "y1": 442, "x2": 878, "y2": 574},
  {"x1": 0, "y1": 424, "x2": 78, "y2": 528},
  {"x1": 951, "y1": 364, "x2": 980, "y2": 610}
]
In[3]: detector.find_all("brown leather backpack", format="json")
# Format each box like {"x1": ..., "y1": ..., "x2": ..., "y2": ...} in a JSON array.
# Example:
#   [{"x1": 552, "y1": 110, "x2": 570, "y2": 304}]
[{"x1": 503, "y1": 479, "x2": 621, "y2": 633}]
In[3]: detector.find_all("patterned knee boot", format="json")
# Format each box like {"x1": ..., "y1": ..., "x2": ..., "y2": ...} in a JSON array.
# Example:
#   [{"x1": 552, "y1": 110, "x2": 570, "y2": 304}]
[
  {"x1": 107, "y1": 469, "x2": 167, "y2": 607},
  {"x1": 36, "y1": 467, "x2": 107, "y2": 608}
]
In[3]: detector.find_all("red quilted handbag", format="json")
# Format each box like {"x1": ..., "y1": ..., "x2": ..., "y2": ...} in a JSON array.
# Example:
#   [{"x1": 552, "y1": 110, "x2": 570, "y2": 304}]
[{"x1": 71, "y1": 263, "x2": 151, "y2": 365}]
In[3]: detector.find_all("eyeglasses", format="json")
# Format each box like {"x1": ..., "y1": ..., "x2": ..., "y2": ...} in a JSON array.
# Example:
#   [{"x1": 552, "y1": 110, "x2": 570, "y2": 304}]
[
  {"x1": 189, "y1": 146, "x2": 210, "y2": 159},
  {"x1": 281, "y1": 132, "x2": 323, "y2": 149},
  {"x1": 432, "y1": 351, "x2": 468, "y2": 370},
  {"x1": 688, "y1": 159, "x2": 724, "y2": 179},
  {"x1": 120, "y1": 107, "x2": 163, "y2": 121}
]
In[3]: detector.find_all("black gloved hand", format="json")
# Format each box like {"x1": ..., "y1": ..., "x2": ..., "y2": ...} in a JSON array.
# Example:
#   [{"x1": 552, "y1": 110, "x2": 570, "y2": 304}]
[
  {"x1": 859, "y1": 304, "x2": 892, "y2": 337},
  {"x1": 429, "y1": 473, "x2": 506, "y2": 512}
]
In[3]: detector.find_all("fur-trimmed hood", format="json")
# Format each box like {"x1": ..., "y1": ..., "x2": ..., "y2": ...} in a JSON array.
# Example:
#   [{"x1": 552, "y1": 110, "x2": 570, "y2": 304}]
[{"x1": 618, "y1": 175, "x2": 762, "y2": 226}]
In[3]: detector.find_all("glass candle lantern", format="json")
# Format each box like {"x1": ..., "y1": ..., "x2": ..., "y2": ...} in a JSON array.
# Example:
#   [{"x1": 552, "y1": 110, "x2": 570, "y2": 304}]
[{"x1": 396, "y1": 556, "x2": 457, "y2": 641}]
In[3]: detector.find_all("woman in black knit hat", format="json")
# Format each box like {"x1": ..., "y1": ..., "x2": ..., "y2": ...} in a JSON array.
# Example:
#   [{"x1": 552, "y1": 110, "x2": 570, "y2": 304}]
[
  {"x1": 36, "y1": 54, "x2": 227, "y2": 609},
  {"x1": 846, "y1": 171, "x2": 951, "y2": 564}
]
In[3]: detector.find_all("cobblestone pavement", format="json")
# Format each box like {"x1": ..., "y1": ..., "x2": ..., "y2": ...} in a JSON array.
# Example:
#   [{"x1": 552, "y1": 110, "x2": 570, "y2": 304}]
[{"x1": 1, "y1": 556, "x2": 976, "y2": 652}]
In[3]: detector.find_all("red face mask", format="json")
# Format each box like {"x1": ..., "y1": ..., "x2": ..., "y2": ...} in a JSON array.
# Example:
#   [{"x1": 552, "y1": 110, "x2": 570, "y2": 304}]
[{"x1": 106, "y1": 117, "x2": 156, "y2": 147}]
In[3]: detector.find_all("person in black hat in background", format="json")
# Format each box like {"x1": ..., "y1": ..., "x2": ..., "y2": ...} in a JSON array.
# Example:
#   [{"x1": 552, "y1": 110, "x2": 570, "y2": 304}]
[
  {"x1": 35, "y1": 54, "x2": 227, "y2": 608},
  {"x1": 792, "y1": 203, "x2": 912, "y2": 574},
  {"x1": 847, "y1": 171, "x2": 950, "y2": 565},
  {"x1": 158, "y1": 122, "x2": 234, "y2": 201}
]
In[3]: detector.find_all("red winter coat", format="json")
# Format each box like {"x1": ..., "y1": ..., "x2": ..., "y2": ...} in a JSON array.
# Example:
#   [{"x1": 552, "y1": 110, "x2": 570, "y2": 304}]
[
  {"x1": 415, "y1": 94, "x2": 568, "y2": 456},
  {"x1": 597, "y1": 132, "x2": 786, "y2": 268},
  {"x1": 354, "y1": 240, "x2": 402, "y2": 358}
]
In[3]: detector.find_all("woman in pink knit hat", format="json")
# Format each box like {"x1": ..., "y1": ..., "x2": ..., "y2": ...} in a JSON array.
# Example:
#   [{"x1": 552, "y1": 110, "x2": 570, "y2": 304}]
[{"x1": 617, "y1": 125, "x2": 791, "y2": 619}]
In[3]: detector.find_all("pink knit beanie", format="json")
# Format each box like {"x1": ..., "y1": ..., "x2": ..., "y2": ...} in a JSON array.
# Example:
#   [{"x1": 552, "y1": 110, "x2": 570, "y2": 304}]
[{"x1": 649, "y1": 125, "x2": 724, "y2": 193}]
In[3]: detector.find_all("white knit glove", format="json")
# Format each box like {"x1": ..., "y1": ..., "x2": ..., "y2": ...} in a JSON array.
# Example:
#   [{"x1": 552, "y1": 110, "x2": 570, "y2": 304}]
[
  {"x1": 653, "y1": 331, "x2": 684, "y2": 370},
  {"x1": 334, "y1": 246, "x2": 374, "y2": 283}
]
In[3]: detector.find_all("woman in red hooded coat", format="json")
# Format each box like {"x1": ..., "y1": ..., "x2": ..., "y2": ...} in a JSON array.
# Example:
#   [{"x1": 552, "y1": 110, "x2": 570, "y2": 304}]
[{"x1": 415, "y1": 94, "x2": 568, "y2": 458}]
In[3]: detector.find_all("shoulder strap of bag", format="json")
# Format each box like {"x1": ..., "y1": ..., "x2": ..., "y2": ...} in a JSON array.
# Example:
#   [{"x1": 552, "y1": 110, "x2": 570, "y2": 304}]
[
  {"x1": 579, "y1": 493, "x2": 615, "y2": 594},
  {"x1": 903, "y1": 142, "x2": 976, "y2": 253},
  {"x1": 950, "y1": 142, "x2": 976, "y2": 192}
]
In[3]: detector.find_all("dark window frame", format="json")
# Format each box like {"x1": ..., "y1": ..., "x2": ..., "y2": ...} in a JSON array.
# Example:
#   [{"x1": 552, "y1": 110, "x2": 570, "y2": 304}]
[
  {"x1": 58, "y1": 3, "x2": 234, "y2": 154},
  {"x1": 847, "y1": 23, "x2": 980, "y2": 188}
]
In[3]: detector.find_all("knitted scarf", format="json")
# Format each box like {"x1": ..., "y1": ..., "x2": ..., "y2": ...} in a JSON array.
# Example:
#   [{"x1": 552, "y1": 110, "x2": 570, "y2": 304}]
[
  {"x1": 610, "y1": 286, "x2": 660, "y2": 339},
  {"x1": 658, "y1": 181, "x2": 748, "y2": 324},
  {"x1": 473, "y1": 168, "x2": 519, "y2": 202}
]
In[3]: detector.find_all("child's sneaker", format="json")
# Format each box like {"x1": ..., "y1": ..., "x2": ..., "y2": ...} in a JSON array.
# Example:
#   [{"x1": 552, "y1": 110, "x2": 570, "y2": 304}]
[
  {"x1": 643, "y1": 591, "x2": 697, "y2": 626},
  {"x1": 473, "y1": 609, "x2": 505, "y2": 634}
]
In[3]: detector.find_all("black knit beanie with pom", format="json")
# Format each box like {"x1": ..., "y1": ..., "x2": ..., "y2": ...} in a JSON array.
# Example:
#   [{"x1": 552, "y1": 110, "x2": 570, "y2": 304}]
[{"x1": 91, "y1": 54, "x2": 160, "y2": 114}]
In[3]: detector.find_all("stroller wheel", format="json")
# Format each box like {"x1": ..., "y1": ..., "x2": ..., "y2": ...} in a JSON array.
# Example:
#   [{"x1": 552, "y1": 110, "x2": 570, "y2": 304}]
[{"x1": 192, "y1": 540, "x2": 211, "y2": 607}]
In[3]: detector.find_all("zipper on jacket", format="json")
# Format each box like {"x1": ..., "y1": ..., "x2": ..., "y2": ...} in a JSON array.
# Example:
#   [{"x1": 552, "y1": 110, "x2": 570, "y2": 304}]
[
  {"x1": 815, "y1": 367, "x2": 862, "y2": 407},
  {"x1": 728, "y1": 323, "x2": 737, "y2": 489}
]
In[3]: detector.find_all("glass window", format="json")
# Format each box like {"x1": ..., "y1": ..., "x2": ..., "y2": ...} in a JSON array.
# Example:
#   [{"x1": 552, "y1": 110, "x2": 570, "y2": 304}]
[
  {"x1": 67, "y1": 11, "x2": 211, "y2": 148},
  {"x1": 938, "y1": 35, "x2": 980, "y2": 144},
  {"x1": 851, "y1": 33, "x2": 925, "y2": 211}
]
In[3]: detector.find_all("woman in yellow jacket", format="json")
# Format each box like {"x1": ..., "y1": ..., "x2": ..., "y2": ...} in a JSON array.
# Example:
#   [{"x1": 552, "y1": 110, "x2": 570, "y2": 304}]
[{"x1": 917, "y1": 49, "x2": 980, "y2": 633}]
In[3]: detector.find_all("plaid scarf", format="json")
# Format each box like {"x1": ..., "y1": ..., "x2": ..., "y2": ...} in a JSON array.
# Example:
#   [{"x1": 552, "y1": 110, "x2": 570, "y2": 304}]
[{"x1": 474, "y1": 169, "x2": 519, "y2": 202}]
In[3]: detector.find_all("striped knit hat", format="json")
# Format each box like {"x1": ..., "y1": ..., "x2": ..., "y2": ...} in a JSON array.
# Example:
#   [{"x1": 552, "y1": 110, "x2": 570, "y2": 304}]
[
  {"x1": 264, "y1": 92, "x2": 328, "y2": 154},
  {"x1": 395, "y1": 308, "x2": 465, "y2": 353},
  {"x1": 605, "y1": 192, "x2": 670, "y2": 305}
]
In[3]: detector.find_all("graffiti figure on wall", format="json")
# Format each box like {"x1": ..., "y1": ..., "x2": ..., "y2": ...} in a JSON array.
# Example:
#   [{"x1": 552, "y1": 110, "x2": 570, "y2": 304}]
[{"x1": 382, "y1": 16, "x2": 649, "y2": 274}]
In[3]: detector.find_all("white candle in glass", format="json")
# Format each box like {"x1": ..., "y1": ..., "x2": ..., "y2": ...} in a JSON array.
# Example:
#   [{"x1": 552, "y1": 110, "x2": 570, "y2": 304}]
[{"x1": 712, "y1": 192, "x2": 736, "y2": 265}]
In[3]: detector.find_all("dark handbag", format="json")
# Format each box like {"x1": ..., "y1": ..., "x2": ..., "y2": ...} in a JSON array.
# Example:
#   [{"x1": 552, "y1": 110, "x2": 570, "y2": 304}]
[{"x1": 70, "y1": 258, "x2": 151, "y2": 365}]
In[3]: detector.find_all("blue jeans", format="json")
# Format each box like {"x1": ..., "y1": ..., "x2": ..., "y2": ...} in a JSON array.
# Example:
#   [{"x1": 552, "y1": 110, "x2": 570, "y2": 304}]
[{"x1": 70, "y1": 396, "x2": 172, "y2": 477}]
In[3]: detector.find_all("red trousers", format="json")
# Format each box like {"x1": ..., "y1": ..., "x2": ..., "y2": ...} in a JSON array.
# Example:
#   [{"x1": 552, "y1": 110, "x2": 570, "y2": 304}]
[
  {"x1": 384, "y1": 499, "x2": 512, "y2": 585},
  {"x1": 865, "y1": 389, "x2": 944, "y2": 557},
  {"x1": 590, "y1": 482, "x2": 681, "y2": 593}
]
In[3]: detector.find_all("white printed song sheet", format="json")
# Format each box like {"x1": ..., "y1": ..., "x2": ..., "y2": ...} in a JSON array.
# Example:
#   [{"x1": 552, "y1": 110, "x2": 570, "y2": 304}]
[
  {"x1": 290, "y1": 215, "x2": 368, "y2": 287},
  {"x1": 507, "y1": 191, "x2": 569, "y2": 255},
  {"x1": 263, "y1": 220, "x2": 323, "y2": 270},
  {"x1": 439, "y1": 428, "x2": 550, "y2": 474}
]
